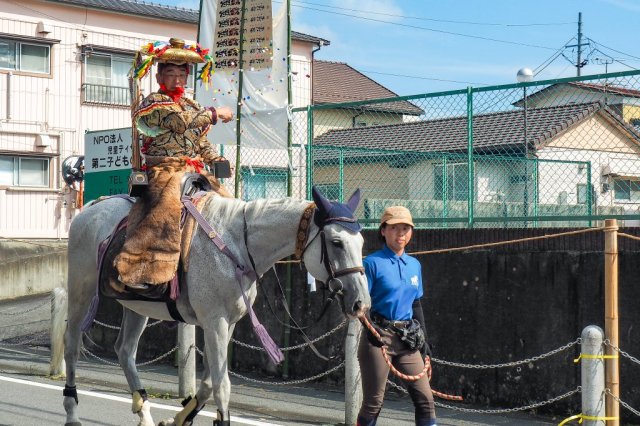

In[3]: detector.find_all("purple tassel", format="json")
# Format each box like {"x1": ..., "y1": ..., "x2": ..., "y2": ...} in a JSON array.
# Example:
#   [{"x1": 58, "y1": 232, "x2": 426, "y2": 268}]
[
  {"x1": 81, "y1": 294, "x2": 100, "y2": 331},
  {"x1": 253, "y1": 323, "x2": 284, "y2": 365}
]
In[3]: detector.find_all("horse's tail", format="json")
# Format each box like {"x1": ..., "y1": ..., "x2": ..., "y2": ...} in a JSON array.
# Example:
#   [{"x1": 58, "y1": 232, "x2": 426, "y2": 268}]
[{"x1": 49, "y1": 287, "x2": 67, "y2": 377}]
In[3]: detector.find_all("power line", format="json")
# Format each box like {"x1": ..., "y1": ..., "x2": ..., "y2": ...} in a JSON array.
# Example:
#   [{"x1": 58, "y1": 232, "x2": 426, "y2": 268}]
[
  {"x1": 356, "y1": 69, "x2": 488, "y2": 86},
  {"x1": 533, "y1": 37, "x2": 576, "y2": 75},
  {"x1": 290, "y1": 4, "x2": 559, "y2": 51},
  {"x1": 288, "y1": 0, "x2": 575, "y2": 27},
  {"x1": 589, "y1": 39, "x2": 640, "y2": 62}
]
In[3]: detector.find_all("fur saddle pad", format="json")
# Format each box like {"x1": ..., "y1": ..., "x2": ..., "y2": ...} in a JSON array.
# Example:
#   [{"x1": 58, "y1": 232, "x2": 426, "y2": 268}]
[
  {"x1": 99, "y1": 217, "x2": 179, "y2": 302},
  {"x1": 98, "y1": 193, "x2": 212, "y2": 302}
]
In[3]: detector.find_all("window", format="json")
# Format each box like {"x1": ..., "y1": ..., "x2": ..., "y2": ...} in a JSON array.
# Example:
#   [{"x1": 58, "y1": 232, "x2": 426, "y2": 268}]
[
  {"x1": 0, "y1": 155, "x2": 50, "y2": 187},
  {"x1": 0, "y1": 38, "x2": 50, "y2": 74},
  {"x1": 577, "y1": 183, "x2": 588, "y2": 204},
  {"x1": 434, "y1": 163, "x2": 469, "y2": 201},
  {"x1": 614, "y1": 179, "x2": 640, "y2": 201},
  {"x1": 83, "y1": 52, "x2": 131, "y2": 105},
  {"x1": 241, "y1": 167, "x2": 287, "y2": 200}
]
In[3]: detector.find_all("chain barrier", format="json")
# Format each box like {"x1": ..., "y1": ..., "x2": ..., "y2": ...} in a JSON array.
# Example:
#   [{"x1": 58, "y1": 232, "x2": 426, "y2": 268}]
[
  {"x1": 230, "y1": 319, "x2": 347, "y2": 352},
  {"x1": 81, "y1": 345, "x2": 179, "y2": 367},
  {"x1": 432, "y1": 338, "x2": 580, "y2": 370},
  {"x1": 605, "y1": 388, "x2": 640, "y2": 418},
  {"x1": 92, "y1": 319, "x2": 164, "y2": 330},
  {"x1": 388, "y1": 380, "x2": 582, "y2": 414},
  {"x1": 0, "y1": 297, "x2": 50, "y2": 316},
  {"x1": 228, "y1": 361, "x2": 346, "y2": 386},
  {"x1": 78, "y1": 343, "x2": 347, "y2": 387},
  {"x1": 603, "y1": 339, "x2": 640, "y2": 367}
]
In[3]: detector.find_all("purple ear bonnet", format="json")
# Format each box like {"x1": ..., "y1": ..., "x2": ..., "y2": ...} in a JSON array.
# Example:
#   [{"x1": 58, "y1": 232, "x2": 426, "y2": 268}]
[{"x1": 312, "y1": 186, "x2": 362, "y2": 232}]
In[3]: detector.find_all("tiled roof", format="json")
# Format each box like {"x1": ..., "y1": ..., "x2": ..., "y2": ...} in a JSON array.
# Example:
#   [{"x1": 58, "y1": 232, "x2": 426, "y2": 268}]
[
  {"x1": 569, "y1": 81, "x2": 640, "y2": 98},
  {"x1": 45, "y1": 0, "x2": 330, "y2": 45},
  {"x1": 312, "y1": 60, "x2": 423, "y2": 116},
  {"x1": 515, "y1": 81, "x2": 640, "y2": 106},
  {"x1": 45, "y1": 0, "x2": 196, "y2": 22},
  {"x1": 314, "y1": 102, "x2": 640, "y2": 154}
]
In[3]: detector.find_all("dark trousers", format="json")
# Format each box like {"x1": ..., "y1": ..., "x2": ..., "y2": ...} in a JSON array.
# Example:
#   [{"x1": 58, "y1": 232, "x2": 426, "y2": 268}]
[{"x1": 357, "y1": 326, "x2": 436, "y2": 425}]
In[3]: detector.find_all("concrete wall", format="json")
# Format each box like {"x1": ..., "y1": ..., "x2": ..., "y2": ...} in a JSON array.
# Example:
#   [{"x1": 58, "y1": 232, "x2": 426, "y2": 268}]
[{"x1": 0, "y1": 239, "x2": 67, "y2": 299}]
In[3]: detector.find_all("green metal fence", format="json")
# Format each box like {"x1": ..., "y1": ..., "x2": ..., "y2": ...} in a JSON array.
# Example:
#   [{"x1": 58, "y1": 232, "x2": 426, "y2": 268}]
[{"x1": 291, "y1": 69, "x2": 640, "y2": 228}]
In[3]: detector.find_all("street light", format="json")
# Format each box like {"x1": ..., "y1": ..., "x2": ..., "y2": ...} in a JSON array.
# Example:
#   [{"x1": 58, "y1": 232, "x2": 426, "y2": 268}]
[{"x1": 517, "y1": 68, "x2": 533, "y2": 226}]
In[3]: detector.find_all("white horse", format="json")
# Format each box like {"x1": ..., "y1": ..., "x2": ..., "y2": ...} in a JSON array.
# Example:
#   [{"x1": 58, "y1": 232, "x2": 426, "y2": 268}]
[{"x1": 54, "y1": 187, "x2": 370, "y2": 426}]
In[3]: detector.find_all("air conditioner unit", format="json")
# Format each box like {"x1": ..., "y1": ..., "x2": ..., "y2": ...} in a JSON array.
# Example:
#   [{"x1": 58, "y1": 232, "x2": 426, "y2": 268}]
[{"x1": 36, "y1": 21, "x2": 52, "y2": 35}]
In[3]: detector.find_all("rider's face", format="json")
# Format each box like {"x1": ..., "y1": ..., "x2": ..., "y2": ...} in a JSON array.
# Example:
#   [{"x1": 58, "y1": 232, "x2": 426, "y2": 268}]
[{"x1": 157, "y1": 65, "x2": 188, "y2": 91}]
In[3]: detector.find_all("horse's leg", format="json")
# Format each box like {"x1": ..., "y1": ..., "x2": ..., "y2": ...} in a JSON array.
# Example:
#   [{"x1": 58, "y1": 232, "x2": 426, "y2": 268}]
[
  {"x1": 114, "y1": 308, "x2": 153, "y2": 426},
  {"x1": 63, "y1": 266, "x2": 96, "y2": 425},
  {"x1": 206, "y1": 321, "x2": 234, "y2": 426},
  {"x1": 159, "y1": 319, "x2": 232, "y2": 426},
  {"x1": 62, "y1": 302, "x2": 84, "y2": 426}
]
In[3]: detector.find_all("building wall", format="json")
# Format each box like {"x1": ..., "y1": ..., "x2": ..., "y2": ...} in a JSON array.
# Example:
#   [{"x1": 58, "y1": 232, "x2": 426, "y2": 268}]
[{"x1": 0, "y1": 0, "x2": 318, "y2": 238}]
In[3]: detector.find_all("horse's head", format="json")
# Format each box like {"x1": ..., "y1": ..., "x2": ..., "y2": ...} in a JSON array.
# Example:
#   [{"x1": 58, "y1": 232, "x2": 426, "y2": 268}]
[{"x1": 302, "y1": 186, "x2": 371, "y2": 318}]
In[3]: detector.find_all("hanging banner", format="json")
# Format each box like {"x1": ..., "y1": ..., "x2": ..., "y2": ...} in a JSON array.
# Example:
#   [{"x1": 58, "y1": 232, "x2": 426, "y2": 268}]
[
  {"x1": 197, "y1": 0, "x2": 288, "y2": 149},
  {"x1": 213, "y1": 0, "x2": 273, "y2": 71}
]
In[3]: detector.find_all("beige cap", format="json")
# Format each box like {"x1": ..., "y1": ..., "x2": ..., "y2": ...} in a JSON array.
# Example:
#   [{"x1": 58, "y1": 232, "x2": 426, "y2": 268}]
[{"x1": 380, "y1": 206, "x2": 414, "y2": 227}]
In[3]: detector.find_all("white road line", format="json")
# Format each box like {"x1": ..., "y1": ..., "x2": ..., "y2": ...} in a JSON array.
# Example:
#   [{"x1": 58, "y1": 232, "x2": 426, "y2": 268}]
[{"x1": 0, "y1": 374, "x2": 282, "y2": 426}]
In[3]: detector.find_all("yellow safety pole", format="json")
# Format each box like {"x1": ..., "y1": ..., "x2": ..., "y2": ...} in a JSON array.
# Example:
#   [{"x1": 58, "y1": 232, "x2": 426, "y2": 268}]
[{"x1": 603, "y1": 219, "x2": 620, "y2": 426}]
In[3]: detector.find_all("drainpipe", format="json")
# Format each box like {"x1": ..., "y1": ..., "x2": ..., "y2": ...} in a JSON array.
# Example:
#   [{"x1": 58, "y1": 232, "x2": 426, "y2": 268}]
[
  {"x1": 310, "y1": 41, "x2": 324, "y2": 105},
  {"x1": 6, "y1": 72, "x2": 12, "y2": 120}
]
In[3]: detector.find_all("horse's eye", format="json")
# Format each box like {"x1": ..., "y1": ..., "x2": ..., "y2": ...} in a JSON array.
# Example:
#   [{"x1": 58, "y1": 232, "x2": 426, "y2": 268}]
[{"x1": 331, "y1": 239, "x2": 344, "y2": 248}]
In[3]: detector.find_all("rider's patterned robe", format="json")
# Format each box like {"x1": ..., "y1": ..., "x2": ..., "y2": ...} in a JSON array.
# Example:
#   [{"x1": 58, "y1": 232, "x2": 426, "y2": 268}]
[{"x1": 114, "y1": 92, "x2": 230, "y2": 286}]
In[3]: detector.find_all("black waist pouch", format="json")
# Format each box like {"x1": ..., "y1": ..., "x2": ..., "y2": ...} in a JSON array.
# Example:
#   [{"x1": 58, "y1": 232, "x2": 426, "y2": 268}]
[{"x1": 393, "y1": 319, "x2": 425, "y2": 352}]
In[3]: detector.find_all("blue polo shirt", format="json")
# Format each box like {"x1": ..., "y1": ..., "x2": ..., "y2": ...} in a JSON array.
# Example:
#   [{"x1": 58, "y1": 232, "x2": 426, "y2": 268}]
[{"x1": 364, "y1": 245, "x2": 423, "y2": 321}]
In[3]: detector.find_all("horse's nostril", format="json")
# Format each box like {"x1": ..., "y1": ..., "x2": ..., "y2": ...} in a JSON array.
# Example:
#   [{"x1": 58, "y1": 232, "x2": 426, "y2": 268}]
[{"x1": 353, "y1": 300, "x2": 362, "y2": 313}]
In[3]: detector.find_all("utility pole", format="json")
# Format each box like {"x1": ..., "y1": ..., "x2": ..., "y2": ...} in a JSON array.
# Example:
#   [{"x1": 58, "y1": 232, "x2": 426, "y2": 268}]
[
  {"x1": 577, "y1": 12, "x2": 582, "y2": 76},
  {"x1": 565, "y1": 12, "x2": 590, "y2": 76}
]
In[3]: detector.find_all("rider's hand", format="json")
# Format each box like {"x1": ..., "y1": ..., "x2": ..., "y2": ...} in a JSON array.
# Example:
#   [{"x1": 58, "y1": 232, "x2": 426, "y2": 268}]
[{"x1": 214, "y1": 106, "x2": 234, "y2": 123}]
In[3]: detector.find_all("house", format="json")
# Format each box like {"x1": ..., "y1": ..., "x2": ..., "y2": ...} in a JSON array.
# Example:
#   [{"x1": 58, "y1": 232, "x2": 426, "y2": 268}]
[
  {"x1": 311, "y1": 60, "x2": 423, "y2": 135},
  {"x1": 514, "y1": 81, "x2": 640, "y2": 128},
  {"x1": 312, "y1": 101, "x2": 640, "y2": 226},
  {"x1": 0, "y1": 0, "x2": 330, "y2": 238}
]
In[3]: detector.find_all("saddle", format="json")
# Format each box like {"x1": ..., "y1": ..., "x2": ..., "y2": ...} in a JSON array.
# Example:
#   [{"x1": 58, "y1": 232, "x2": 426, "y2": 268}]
[{"x1": 98, "y1": 175, "x2": 214, "y2": 302}]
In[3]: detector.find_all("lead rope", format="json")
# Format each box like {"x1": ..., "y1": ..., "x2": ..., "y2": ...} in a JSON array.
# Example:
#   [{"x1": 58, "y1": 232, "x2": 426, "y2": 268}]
[{"x1": 358, "y1": 313, "x2": 463, "y2": 401}]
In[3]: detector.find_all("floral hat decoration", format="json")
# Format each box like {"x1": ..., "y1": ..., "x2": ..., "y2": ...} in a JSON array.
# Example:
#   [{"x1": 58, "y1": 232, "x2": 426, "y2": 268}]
[{"x1": 132, "y1": 37, "x2": 215, "y2": 87}]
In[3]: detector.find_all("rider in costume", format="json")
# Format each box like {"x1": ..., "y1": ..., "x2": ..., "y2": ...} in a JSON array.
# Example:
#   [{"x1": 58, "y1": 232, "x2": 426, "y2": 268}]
[{"x1": 114, "y1": 38, "x2": 234, "y2": 286}]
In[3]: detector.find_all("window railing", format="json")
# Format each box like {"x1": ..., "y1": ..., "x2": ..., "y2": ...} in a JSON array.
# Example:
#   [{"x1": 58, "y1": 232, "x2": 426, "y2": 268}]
[{"x1": 81, "y1": 83, "x2": 131, "y2": 106}]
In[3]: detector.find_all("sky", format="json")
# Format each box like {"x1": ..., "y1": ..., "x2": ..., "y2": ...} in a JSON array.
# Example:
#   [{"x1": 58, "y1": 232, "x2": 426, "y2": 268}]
[{"x1": 154, "y1": 0, "x2": 640, "y2": 95}]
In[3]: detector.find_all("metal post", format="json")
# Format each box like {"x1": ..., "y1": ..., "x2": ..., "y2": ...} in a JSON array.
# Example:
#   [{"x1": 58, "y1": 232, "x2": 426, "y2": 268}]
[
  {"x1": 523, "y1": 85, "x2": 529, "y2": 227},
  {"x1": 603, "y1": 219, "x2": 620, "y2": 425},
  {"x1": 466, "y1": 86, "x2": 474, "y2": 228},
  {"x1": 344, "y1": 319, "x2": 362, "y2": 425},
  {"x1": 49, "y1": 287, "x2": 67, "y2": 376},
  {"x1": 178, "y1": 323, "x2": 196, "y2": 398},
  {"x1": 581, "y1": 325, "x2": 605, "y2": 426}
]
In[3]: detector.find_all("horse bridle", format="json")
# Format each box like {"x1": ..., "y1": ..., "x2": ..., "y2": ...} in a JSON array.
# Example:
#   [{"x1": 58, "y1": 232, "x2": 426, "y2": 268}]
[{"x1": 297, "y1": 208, "x2": 365, "y2": 318}]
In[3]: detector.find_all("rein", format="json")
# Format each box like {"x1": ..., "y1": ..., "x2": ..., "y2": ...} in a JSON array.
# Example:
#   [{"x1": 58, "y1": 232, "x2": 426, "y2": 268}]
[
  {"x1": 182, "y1": 196, "x2": 284, "y2": 366},
  {"x1": 358, "y1": 313, "x2": 463, "y2": 401}
]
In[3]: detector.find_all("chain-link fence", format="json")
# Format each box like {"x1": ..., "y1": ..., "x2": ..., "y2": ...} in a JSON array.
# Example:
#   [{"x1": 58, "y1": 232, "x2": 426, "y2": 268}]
[
  {"x1": 284, "y1": 69, "x2": 640, "y2": 228},
  {"x1": 220, "y1": 70, "x2": 640, "y2": 228}
]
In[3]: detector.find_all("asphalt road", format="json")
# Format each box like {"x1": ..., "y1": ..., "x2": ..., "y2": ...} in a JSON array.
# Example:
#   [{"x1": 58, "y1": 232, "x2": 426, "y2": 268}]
[{"x1": 0, "y1": 371, "x2": 290, "y2": 426}]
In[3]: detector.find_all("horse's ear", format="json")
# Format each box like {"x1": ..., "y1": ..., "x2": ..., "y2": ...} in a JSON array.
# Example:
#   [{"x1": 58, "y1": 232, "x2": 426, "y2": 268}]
[
  {"x1": 312, "y1": 186, "x2": 332, "y2": 214},
  {"x1": 346, "y1": 188, "x2": 361, "y2": 213}
]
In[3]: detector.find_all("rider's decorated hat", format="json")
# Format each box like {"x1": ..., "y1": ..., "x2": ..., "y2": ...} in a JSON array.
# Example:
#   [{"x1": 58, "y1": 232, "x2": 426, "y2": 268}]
[{"x1": 132, "y1": 37, "x2": 214, "y2": 87}]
